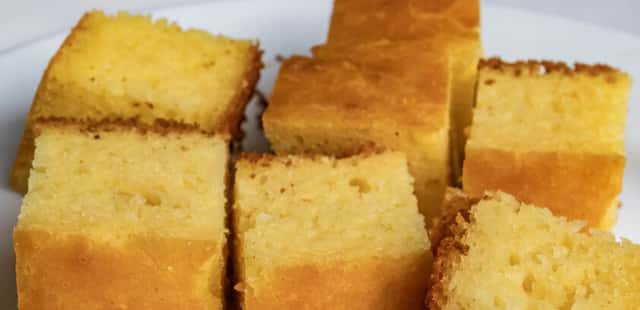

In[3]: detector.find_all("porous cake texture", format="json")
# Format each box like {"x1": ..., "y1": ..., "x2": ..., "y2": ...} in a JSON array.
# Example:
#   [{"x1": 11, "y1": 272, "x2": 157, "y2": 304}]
[
  {"x1": 14, "y1": 119, "x2": 229, "y2": 309},
  {"x1": 463, "y1": 58, "x2": 631, "y2": 229},
  {"x1": 327, "y1": 0, "x2": 482, "y2": 182},
  {"x1": 328, "y1": 0, "x2": 480, "y2": 42},
  {"x1": 233, "y1": 152, "x2": 431, "y2": 309},
  {"x1": 264, "y1": 40, "x2": 451, "y2": 221},
  {"x1": 10, "y1": 10, "x2": 261, "y2": 193},
  {"x1": 428, "y1": 190, "x2": 640, "y2": 309}
]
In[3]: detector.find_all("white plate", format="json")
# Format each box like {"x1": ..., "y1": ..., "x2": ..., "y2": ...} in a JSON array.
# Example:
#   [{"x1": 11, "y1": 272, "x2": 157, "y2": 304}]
[{"x1": 0, "y1": 0, "x2": 639, "y2": 306}]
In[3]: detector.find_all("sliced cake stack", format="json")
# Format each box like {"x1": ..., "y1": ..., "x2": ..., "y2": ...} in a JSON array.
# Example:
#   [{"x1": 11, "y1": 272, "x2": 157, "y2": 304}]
[
  {"x1": 264, "y1": 0, "x2": 482, "y2": 223},
  {"x1": 265, "y1": 41, "x2": 452, "y2": 221},
  {"x1": 327, "y1": 0, "x2": 482, "y2": 183},
  {"x1": 12, "y1": 11, "x2": 262, "y2": 309},
  {"x1": 10, "y1": 11, "x2": 261, "y2": 193}
]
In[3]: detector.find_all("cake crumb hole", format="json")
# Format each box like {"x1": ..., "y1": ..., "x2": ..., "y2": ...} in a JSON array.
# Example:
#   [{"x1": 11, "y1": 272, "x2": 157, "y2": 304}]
[{"x1": 349, "y1": 178, "x2": 371, "y2": 194}]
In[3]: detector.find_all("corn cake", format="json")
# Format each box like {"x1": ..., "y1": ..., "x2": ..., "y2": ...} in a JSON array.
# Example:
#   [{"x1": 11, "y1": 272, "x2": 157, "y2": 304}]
[
  {"x1": 233, "y1": 152, "x2": 431, "y2": 309},
  {"x1": 328, "y1": 0, "x2": 480, "y2": 42},
  {"x1": 14, "y1": 119, "x2": 229, "y2": 309},
  {"x1": 463, "y1": 58, "x2": 631, "y2": 229},
  {"x1": 428, "y1": 190, "x2": 640, "y2": 309},
  {"x1": 327, "y1": 0, "x2": 482, "y2": 182},
  {"x1": 264, "y1": 41, "x2": 451, "y2": 221},
  {"x1": 9, "y1": 10, "x2": 261, "y2": 193}
]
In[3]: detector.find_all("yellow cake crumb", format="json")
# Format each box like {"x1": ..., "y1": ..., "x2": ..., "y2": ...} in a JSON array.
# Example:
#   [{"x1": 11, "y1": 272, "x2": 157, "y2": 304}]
[
  {"x1": 233, "y1": 152, "x2": 431, "y2": 309},
  {"x1": 14, "y1": 119, "x2": 229, "y2": 309},
  {"x1": 429, "y1": 190, "x2": 640, "y2": 309}
]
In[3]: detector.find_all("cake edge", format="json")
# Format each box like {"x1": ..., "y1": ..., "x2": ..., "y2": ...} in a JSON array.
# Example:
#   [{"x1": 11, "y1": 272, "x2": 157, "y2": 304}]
[
  {"x1": 426, "y1": 188, "x2": 475, "y2": 310},
  {"x1": 479, "y1": 57, "x2": 630, "y2": 80}
]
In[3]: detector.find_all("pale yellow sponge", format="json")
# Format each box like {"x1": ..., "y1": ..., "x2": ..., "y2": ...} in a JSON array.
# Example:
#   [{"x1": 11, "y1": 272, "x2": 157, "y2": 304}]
[
  {"x1": 14, "y1": 119, "x2": 229, "y2": 309},
  {"x1": 429, "y1": 190, "x2": 640, "y2": 309},
  {"x1": 233, "y1": 152, "x2": 431, "y2": 309}
]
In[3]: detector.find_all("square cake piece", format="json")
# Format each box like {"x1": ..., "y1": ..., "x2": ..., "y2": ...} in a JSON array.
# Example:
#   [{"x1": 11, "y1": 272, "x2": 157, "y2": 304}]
[
  {"x1": 327, "y1": 0, "x2": 482, "y2": 181},
  {"x1": 233, "y1": 152, "x2": 431, "y2": 309},
  {"x1": 9, "y1": 10, "x2": 261, "y2": 193},
  {"x1": 328, "y1": 0, "x2": 480, "y2": 42},
  {"x1": 463, "y1": 59, "x2": 631, "y2": 229},
  {"x1": 14, "y1": 119, "x2": 229, "y2": 309},
  {"x1": 264, "y1": 40, "x2": 451, "y2": 220},
  {"x1": 428, "y1": 190, "x2": 640, "y2": 309}
]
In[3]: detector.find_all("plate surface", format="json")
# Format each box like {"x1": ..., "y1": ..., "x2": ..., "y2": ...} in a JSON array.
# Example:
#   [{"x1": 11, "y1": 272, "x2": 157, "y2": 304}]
[{"x1": 0, "y1": 0, "x2": 638, "y2": 306}]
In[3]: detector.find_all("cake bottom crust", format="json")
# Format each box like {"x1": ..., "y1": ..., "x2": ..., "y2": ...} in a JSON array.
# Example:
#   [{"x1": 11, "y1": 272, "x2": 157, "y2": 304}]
[
  {"x1": 242, "y1": 251, "x2": 432, "y2": 310},
  {"x1": 14, "y1": 229, "x2": 223, "y2": 310},
  {"x1": 463, "y1": 148, "x2": 624, "y2": 229}
]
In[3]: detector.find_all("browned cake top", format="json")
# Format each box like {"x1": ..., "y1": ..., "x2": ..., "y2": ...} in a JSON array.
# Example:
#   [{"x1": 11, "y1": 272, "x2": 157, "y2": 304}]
[
  {"x1": 328, "y1": 0, "x2": 479, "y2": 44},
  {"x1": 31, "y1": 117, "x2": 228, "y2": 140},
  {"x1": 479, "y1": 57, "x2": 625, "y2": 81},
  {"x1": 266, "y1": 41, "x2": 451, "y2": 132}
]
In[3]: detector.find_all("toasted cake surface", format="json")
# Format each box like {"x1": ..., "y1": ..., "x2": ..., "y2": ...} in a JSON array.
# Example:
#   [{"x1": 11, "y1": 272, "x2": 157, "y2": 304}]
[
  {"x1": 15, "y1": 119, "x2": 229, "y2": 309},
  {"x1": 33, "y1": 11, "x2": 259, "y2": 133},
  {"x1": 233, "y1": 152, "x2": 431, "y2": 309},
  {"x1": 429, "y1": 191, "x2": 640, "y2": 309},
  {"x1": 9, "y1": 10, "x2": 261, "y2": 193},
  {"x1": 264, "y1": 41, "x2": 451, "y2": 221},
  {"x1": 464, "y1": 59, "x2": 631, "y2": 229},
  {"x1": 327, "y1": 0, "x2": 480, "y2": 44},
  {"x1": 326, "y1": 0, "x2": 481, "y2": 184}
]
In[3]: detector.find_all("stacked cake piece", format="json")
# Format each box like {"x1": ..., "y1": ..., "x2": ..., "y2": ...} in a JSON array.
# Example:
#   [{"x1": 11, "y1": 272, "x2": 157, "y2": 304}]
[
  {"x1": 264, "y1": 0, "x2": 482, "y2": 223},
  {"x1": 265, "y1": 41, "x2": 452, "y2": 220},
  {"x1": 12, "y1": 11, "x2": 261, "y2": 309},
  {"x1": 10, "y1": 11, "x2": 261, "y2": 193},
  {"x1": 327, "y1": 0, "x2": 482, "y2": 181}
]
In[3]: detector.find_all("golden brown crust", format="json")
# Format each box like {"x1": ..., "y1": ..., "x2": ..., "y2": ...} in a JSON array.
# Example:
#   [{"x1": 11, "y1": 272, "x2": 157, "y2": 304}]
[
  {"x1": 265, "y1": 52, "x2": 449, "y2": 131},
  {"x1": 463, "y1": 148, "x2": 625, "y2": 229},
  {"x1": 327, "y1": 0, "x2": 480, "y2": 44},
  {"x1": 217, "y1": 45, "x2": 263, "y2": 140},
  {"x1": 30, "y1": 117, "x2": 230, "y2": 140},
  {"x1": 241, "y1": 253, "x2": 431, "y2": 310},
  {"x1": 428, "y1": 188, "x2": 478, "y2": 253},
  {"x1": 426, "y1": 189, "x2": 474, "y2": 309},
  {"x1": 236, "y1": 148, "x2": 394, "y2": 167},
  {"x1": 479, "y1": 57, "x2": 627, "y2": 80},
  {"x1": 14, "y1": 229, "x2": 224, "y2": 310},
  {"x1": 9, "y1": 131, "x2": 34, "y2": 194}
]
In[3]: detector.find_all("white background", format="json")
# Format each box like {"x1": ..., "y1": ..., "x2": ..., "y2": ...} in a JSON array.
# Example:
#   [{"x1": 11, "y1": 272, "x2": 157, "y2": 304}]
[{"x1": 0, "y1": 0, "x2": 638, "y2": 52}]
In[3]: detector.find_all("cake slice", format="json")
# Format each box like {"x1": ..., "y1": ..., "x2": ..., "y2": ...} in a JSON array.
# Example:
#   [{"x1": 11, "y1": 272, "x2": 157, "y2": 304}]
[
  {"x1": 14, "y1": 119, "x2": 229, "y2": 309},
  {"x1": 463, "y1": 58, "x2": 631, "y2": 229},
  {"x1": 264, "y1": 40, "x2": 451, "y2": 221},
  {"x1": 428, "y1": 189, "x2": 640, "y2": 309},
  {"x1": 9, "y1": 10, "x2": 262, "y2": 193},
  {"x1": 233, "y1": 152, "x2": 431, "y2": 309},
  {"x1": 328, "y1": 0, "x2": 480, "y2": 42},
  {"x1": 327, "y1": 0, "x2": 482, "y2": 182}
]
